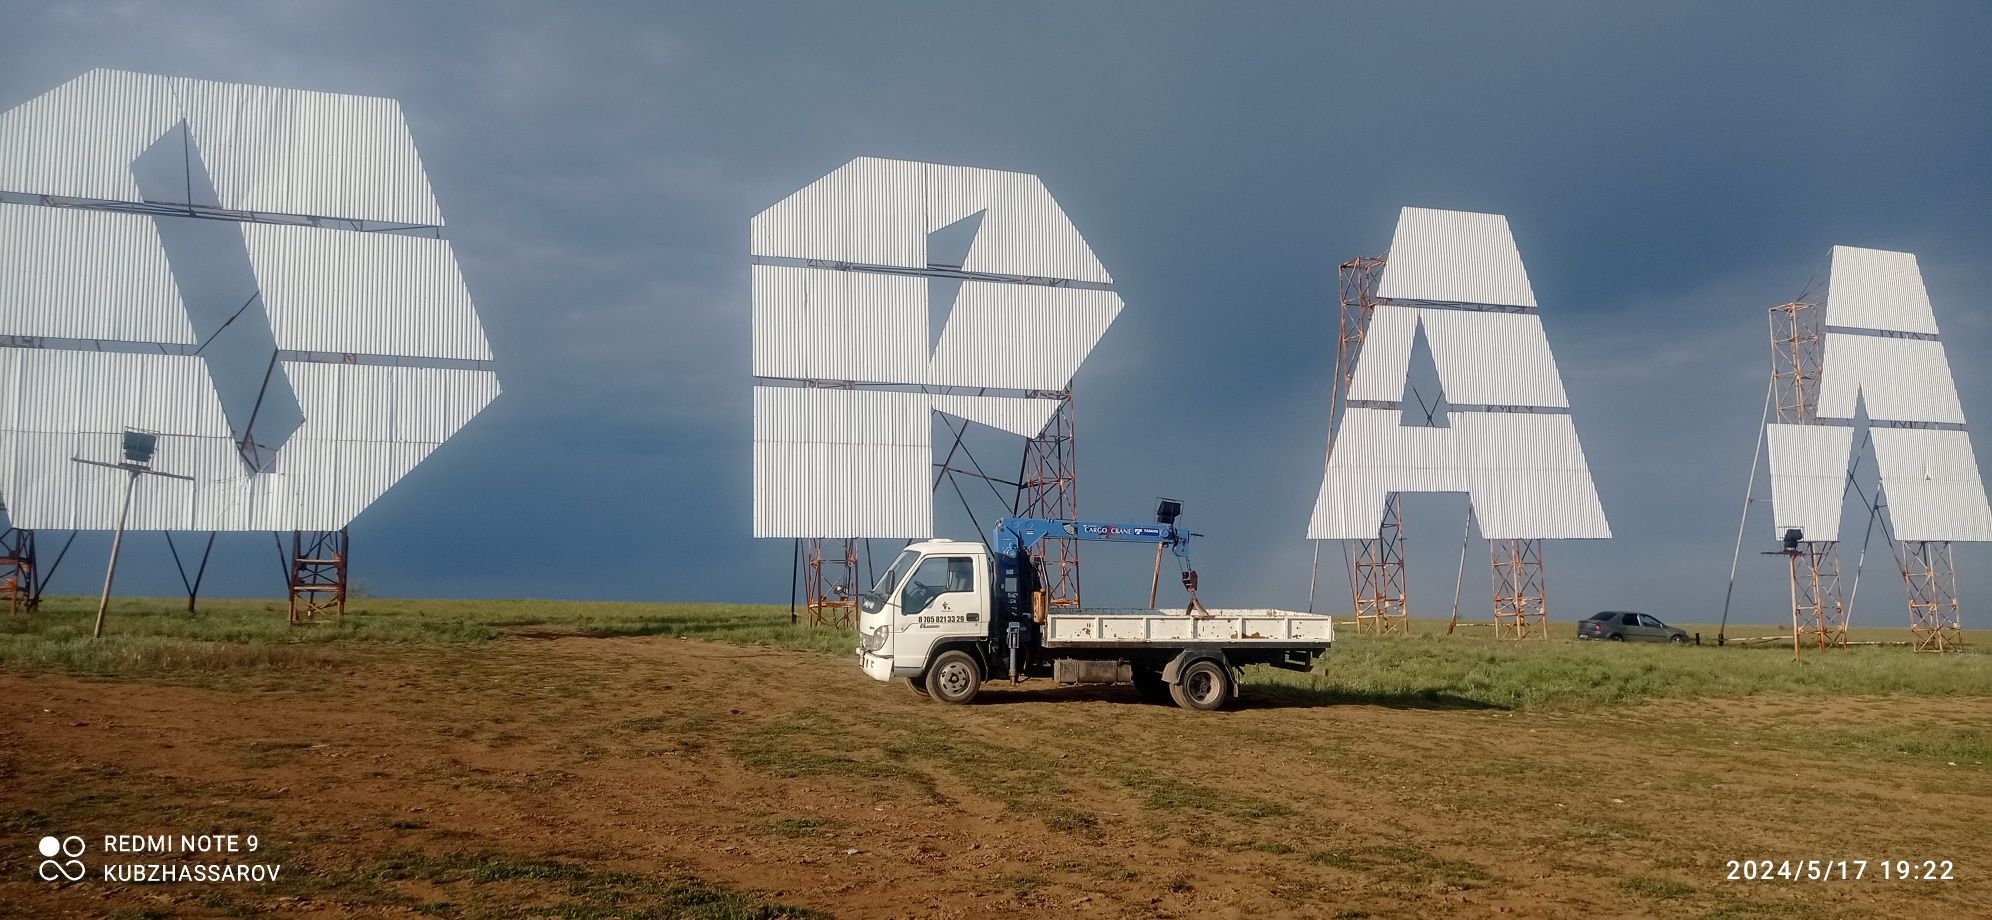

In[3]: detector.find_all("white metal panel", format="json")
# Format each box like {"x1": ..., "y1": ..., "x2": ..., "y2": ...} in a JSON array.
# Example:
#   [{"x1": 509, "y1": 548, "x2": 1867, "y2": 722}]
[
  {"x1": 1419, "y1": 309, "x2": 1569, "y2": 407},
  {"x1": 752, "y1": 386, "x2": 932, "y2": 538},
  {"x1": 4, "y1": 349, "x2": 228, "y2": 437},
  {"x1": 0, "y1": 349, "x2": 496, "y2": 531},
  {"x1": 263, "y1": 440, "x2": 431, "y2": 531},
  {"x1": 0, "y1": 70, "x2": 443, "y2": 224},
  {"x1": 1764, "y1": 423, "x2": 1852, "y2": 542},
  {"x1": 1825, "y1": 245, "x2": 1938, "y2": 334},
  {"x1": 1342, "y1": 306, "x2": 1567, "y2": 407},
  {"x1": 0, "y1": 349, "x2": 232, "y2": 530},
  {"x1": 0, "y1": 204, "x2": 194, "y2": 343},
  {"x1": 1375, "y1": 207, "x2": 1536, "y2": 307},
  {"x1": 1871, "y1": 427, "x2": 1992, "y2": 542},
  {"x1": 281, "y1": 362, "x2": 499, "y2": 446},
  {"x1": 172, "y1": 77, "x2": 443, "y2": 226},
  {"x1": 753, "y1": 157, "x2": 1110, "y2": 283},
  {"x1": 0, "y1": 68, "x2": 178, "y2": 202},
  {"x1": 926, "y1": 283, "x2": 1122, "y2": 390},
  {"x1": 243, "y1": 224, "x2": 491, "y2": 360},
  {"x1": 1344, "y1": 304, "x2": 1418, "y2": 402},
  {"x1": 1816, "y1": 333, "x2": 1964, "y2": 424},
  {"x1": 930, "y1": 394, "x2": 1061, "y2": 438},
  {"x1": 750, "y1": 264, "x2": 926, "y2": 383},
  {"x1": 1308, "y1": 408, "x2": 1608, "y2": 540},
  {"x1": 926, "y1": 163, "x2": 1111, "y2": 283},
  {"x1": 1454, "y1": 412, "x2": 1609, "y2": 539},
  {"x1": 750, "y1": 157, "x2": 926, "y2": 267}
]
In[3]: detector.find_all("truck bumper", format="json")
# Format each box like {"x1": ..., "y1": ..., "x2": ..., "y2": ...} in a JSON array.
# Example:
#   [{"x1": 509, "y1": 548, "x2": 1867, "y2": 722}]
[{"x1": 859, "y1": 651, "x2": 894, "y2": 682}]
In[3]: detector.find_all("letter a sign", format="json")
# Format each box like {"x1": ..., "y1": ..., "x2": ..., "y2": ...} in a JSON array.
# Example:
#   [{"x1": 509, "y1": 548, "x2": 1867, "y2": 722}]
[{"x1": 1307, "y1": 208, "x2": 1610, "y2": 541}]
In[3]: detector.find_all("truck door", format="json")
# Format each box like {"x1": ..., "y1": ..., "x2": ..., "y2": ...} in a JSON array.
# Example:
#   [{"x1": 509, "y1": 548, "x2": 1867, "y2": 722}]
[{"x1": 894, "y1": 553, "x2": 988, "y2": 673}]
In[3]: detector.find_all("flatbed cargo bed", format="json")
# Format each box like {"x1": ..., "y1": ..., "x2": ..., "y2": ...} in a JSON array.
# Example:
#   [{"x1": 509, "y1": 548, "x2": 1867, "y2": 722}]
[{"x1": 1044, "y1": 608, "x2": 1334, "y2": 646}]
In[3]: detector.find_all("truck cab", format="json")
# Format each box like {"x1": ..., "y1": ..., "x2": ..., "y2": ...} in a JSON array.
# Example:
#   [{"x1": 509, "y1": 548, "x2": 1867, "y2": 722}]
[{"x1": 857, "y1": 539, "x2": 993, "y2": 683}]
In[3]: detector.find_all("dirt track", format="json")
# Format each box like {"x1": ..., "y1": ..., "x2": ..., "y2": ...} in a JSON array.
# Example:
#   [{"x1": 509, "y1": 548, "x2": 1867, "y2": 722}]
[{"x1": 1, "y1": 634, "x2": 1987, "y2": 918}]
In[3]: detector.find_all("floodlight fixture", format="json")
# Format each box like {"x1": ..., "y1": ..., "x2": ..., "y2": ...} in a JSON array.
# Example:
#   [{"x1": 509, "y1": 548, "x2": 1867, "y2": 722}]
[
  {"x1": 1782, "y1": 528, "x2": 1802, "y2": 552},
  {"x1": 121, "y1": 429, "x2": 158, "y2": 467},
  {"x1": 1156, "y1": 499, "x2": 1183, "y2": 526}
]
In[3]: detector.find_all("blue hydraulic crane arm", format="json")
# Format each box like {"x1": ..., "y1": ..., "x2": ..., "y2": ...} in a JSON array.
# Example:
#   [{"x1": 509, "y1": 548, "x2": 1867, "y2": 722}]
[{"x1": 991, "y1": 516, "x2": 1190, "y2": 558}]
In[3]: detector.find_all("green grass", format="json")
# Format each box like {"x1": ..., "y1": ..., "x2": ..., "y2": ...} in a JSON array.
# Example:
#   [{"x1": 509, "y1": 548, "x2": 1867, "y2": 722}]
[
  {"x1": 1118, "y1": 770, "x2": 1292, "y2": 819},
  {"x1": 1251, "y1": 628, "x2": 1992, "y2": 710},
  {"x1": 361, "y1": 851, "x2": 827, "y2": 918},
  {"x1": 0, "y1": 595, "x2": 853, "y2": 675},
  {"x1": 7, "y1": 595, "x2": 1990, "y2": 714},
  {"x1": 1817, "y1": 726, "x2": 1992, "y2": 763}
]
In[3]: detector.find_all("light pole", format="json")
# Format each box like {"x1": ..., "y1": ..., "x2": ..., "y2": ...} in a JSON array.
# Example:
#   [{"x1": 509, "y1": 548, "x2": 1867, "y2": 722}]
[{"x1": 73, "y1": 430, "x2": 192, "y2": 638}]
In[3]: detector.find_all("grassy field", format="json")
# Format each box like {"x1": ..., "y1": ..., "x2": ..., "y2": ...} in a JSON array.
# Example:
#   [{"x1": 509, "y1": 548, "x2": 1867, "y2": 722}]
[
  {"x1": 3, "y1": 597, "x2": 1989, "y2": 919},
  {"x1": 0, "y1": 596, "x2": 854, "y2": 676},
  {"x1": 5, "y1": 597, "x2": 1985, "y2": 708}
]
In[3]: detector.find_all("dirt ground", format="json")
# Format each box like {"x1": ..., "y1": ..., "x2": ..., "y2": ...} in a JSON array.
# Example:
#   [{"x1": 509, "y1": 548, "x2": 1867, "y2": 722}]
[{"x1": 1, "y1": 634, "x2": 1986, "y2": 919}]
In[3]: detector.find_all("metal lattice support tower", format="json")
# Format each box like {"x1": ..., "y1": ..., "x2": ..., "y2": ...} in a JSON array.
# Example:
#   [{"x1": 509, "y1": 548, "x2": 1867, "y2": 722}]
[
  {"x1": 1, "y1": 525, "x2": 36, "y2": 614},
  {"x1": 1490, "y1": 538, "x2": 1549, "y2": 638},
  {"x1": 1350, "y1": 494, "x2": 1408, "y2": 634},
  {"x1": 804, "y1": 537, "x2": 860, "y2": 629},
  {"x1": 1016, "y1": 390, "x2": 1081, "y2": 608},
  {"x1": 1794, "y1": 542, "x2": 1848, "y2": 649},
  {"x1": 1902, "y1": 541, "x2": 1962, "y2": 652},
  {"x1": 1769, "y1": 300, "x2": 1847, "y2": 651},
  {"x1": 1770, "y1": 301, "x2": 1824, "y2": 426},
  {"x1": 287, "y1": 528, "x2": 348, "y2": 625},
  {"x1": 1332, "y1": 256, "x2": 1409, "y2": 629}
]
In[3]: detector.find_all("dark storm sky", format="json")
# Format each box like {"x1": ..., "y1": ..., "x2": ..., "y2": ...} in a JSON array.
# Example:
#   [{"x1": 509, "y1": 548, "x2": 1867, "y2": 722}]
[{"x1": 3, "y1": 1, "x2": 1989, "y2": 625}]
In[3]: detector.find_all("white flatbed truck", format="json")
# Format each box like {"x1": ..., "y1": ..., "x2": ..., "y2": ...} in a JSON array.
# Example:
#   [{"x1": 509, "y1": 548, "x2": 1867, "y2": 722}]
[{"x1": 856, "y1": 512, "x2": 1332, "y2": 710}]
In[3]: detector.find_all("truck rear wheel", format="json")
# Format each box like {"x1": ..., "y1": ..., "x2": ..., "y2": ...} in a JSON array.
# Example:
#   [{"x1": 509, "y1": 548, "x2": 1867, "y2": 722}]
[
  {"x1": 903, "y1": 676, "x2": 930, "y2": 697},
  {"x1": 925, "y1": 650, "x2": 982, "y2": 704},
  {"x1": 1169, "y1": 659, "x2": 1232, "y2": 711}
]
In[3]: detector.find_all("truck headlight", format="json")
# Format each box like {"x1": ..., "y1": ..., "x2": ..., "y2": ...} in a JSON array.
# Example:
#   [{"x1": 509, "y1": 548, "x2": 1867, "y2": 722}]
[{"x1": 859, "y1": 624, "x2": 889, "y2": 653}]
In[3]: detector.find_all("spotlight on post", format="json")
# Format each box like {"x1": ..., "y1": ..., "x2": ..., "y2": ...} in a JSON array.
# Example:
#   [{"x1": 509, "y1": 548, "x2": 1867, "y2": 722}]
[
  {"x1": 1782, "y1": 528, "x2": 1802, "y2": 553},
  {"x1": 72, "y1": 428, "x2": 192, "y2": 638},
  {"x1": 1155, "y1": 499, "x2": 1183, "y2": 526}
]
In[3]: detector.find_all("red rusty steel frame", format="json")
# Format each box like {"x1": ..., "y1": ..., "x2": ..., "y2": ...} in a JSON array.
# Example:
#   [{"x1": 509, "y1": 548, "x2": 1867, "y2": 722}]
[
  {"x1": 1016, "y1": 390, "x2": 1081, "y2": 608},
  {"x1": 1351, "y1": 494, "x2": 1409, "y2": 634},
  {"x1": 804, "y1": 537, "x2": 861, "y2": 629},
  {"x1": 287, "y1": 527, "x2": 348, "y2": 626},
  {"x1": 1331, "y1": 257, "x2": 1410, "y2": 635},
  {"x1": 1902, "y1": 540, "x2": 1962, "y2": 652},
  {"x1": 1768, "y1": 301, "x2": 1848, "y2": 655},
  {"x1": 1, "y1": 524, "x2": 36, "y2": 614},
  {"x1": 1792, "y1": 541, "x2": 1847, "y2": 652},
  {"x1": 1490, "y1": 538, "x2": 1549, "y2": 639}
]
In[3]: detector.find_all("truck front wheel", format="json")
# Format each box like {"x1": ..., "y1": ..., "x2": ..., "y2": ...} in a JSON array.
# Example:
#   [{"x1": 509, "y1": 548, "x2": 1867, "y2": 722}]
[
  {"x1": 1169, "y1": 659, "x2": 1232, "y2": 711},
  {"x1": 925, "y1": 650, "x2": 983, "y2": 704}
]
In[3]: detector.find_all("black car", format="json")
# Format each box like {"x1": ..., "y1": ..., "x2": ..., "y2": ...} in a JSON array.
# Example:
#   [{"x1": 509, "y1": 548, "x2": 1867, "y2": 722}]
[{"x1": 1578, "y1": 611, "x2": 1688, "y2": 643}]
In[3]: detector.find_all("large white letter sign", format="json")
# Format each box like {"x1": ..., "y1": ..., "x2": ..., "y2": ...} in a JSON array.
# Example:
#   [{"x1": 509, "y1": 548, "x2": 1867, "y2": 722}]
[
  {"x1": 749, "y1": 157, "x2": 1123, "y2": 539},
  {"x1": 0, "y1": 69, "x2": 497, "y2": 532},
  {"x1": 1766, "y1": 246, "x2": 1992, "y2": 542},
  {"x1": 1307, "y1": 207, "x2": 1610, "y2": 541}
]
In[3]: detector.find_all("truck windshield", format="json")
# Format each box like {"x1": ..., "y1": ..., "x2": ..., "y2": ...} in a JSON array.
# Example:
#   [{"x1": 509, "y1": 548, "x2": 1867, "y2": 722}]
[{"x1": 869, "y1": 550, "x2": 920, "y2": 598}]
